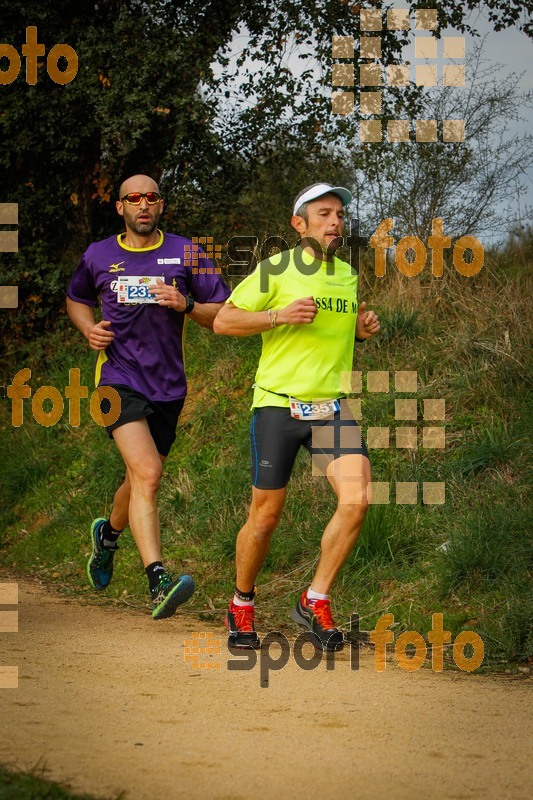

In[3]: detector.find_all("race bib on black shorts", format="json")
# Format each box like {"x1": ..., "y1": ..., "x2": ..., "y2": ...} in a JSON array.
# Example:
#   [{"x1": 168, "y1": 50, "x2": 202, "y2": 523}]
[{"x1": 289, "y1": 397, "x2": 340, "y2": 420}]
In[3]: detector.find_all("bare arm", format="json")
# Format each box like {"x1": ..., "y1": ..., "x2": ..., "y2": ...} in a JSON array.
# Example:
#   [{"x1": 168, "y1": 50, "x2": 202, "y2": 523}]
[
  {"x1": 66, "y1": 297, "x2": 114, "y2": 350},
  {"x1": 188, "y1": 301, "x2": 226, "y2": 330},
  {"x1": 213, "y1": 298, "x2": 318, "y2": 336}
]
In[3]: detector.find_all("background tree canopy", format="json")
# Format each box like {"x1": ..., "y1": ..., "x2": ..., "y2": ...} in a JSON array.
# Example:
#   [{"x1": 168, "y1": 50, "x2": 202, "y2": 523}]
[{"x1": 0, "y1": 0, "x2": 531, "y2": 340}]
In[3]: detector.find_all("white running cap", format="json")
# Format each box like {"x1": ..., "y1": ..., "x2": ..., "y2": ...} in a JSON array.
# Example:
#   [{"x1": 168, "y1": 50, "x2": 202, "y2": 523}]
[{"x1": 293, "y1": 183, "x2": 353, "y2": 217}]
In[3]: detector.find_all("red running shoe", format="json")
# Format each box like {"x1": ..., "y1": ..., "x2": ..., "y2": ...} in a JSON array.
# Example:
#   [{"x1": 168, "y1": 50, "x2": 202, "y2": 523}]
[
  {"x1": 225, "y1": 600, "x2": 260, "y2": 649},
  {"x1": 291, "y1": 591, "x2": 344, "y2": 651}
]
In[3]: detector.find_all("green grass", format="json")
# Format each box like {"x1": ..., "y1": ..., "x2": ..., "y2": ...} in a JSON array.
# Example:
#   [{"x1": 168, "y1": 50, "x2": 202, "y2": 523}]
[
  {"x1": 438, "y1": 505, "x2": 531, "y2": 595},
  {"x1": 377, "y1": 307, "x2": 423, "y2": 345},
  {"x1": 0, "y1": 765, "x2": 104, "y2": 799},
  {"x1": 0, "y1": 257, "x2": 531, "y2": 670},
  {"x1": 457, "y1": 421, "x2": 522, "y2": 477}
]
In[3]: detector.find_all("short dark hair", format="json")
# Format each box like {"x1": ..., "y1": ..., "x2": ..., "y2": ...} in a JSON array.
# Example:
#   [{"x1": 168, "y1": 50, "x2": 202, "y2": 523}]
[{"x1": 294, "y1": 201, "x2": 310, "y2": 222}]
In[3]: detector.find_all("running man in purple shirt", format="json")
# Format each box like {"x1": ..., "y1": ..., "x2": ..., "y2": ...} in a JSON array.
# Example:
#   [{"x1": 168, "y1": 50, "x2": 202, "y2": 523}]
[{"x1": 67, "y1": 174, "x2": 230, "y2": 619}]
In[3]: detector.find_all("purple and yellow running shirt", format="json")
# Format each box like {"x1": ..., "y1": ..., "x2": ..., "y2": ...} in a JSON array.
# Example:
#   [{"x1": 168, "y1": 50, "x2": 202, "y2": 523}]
[{"x1": 67, "y1": 230, "x2": 230, "y2": 401}]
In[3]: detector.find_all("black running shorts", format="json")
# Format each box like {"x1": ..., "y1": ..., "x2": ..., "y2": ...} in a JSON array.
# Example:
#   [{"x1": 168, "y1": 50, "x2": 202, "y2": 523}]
[
  {"x1": 250, "y1": 403, "x2": 369, "y2": 490},
  {"x1": 99, "y1": 384, "x2": 184, "y2": 457}
]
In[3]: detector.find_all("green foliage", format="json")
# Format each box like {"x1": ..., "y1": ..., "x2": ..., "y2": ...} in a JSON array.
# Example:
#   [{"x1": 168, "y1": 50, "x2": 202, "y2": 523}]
[
  {"x1": 352, "y1": 505, "x2": 419, "y2": 565},
  {"x1": 0, "y1": 765, "x2": 99, "y2": 799},
  {"x1": 457, "y1": 421, "x2": 519, "y2": 477},
  {"x1": 378, "y1": 308, "x2": 423, "y2": 345},
  {"x1": 490, "y1": 596, "x2": 533, "y2": 664},
  {"x1": 0, "y1": 0, "x2": 243, "y2": 339},
  {"x1": 438, "y1": 506, "x2": 531, "y2": 595},
  {"x1": 2, "y1": 1, "x2": 529, "y2": 341}
]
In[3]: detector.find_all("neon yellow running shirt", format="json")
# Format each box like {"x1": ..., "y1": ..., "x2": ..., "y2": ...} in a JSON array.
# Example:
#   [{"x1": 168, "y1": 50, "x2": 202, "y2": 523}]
[{"x1": 228, "y1": 247, "x2": 359, "y2": 408}]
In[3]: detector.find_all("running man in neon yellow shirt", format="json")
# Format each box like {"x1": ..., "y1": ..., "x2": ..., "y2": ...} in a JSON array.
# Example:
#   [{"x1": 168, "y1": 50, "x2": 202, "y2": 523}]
[{"x1": 214, "y1": 182, "x2": 380, "y2": 650}]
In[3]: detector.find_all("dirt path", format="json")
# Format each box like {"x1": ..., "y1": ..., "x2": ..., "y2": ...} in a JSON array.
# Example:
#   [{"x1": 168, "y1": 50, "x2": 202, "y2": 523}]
[{"x1": 0, "y1": 579, "x2": 531, "y2": 800}]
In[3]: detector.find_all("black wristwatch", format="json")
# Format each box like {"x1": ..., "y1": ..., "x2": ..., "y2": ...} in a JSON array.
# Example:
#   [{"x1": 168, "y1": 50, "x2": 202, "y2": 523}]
[{"x1": 184, "y1": 295, "x2": 195, "y2": 314}]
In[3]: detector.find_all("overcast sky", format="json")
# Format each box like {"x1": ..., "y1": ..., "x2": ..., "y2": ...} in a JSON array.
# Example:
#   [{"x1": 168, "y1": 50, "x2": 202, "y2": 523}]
[
  {"x1": 214, "y1": 7, "x2": 532, "y2": 244},
  {"x1": 398, "y1": 7, "x2": 532, "y2": 243},
  {"x1": 480, "y1": 14, "x2": 532, "y2": 231},
  {"x1": 443, "y1": 9, "x2": 532, "y2": 241}
]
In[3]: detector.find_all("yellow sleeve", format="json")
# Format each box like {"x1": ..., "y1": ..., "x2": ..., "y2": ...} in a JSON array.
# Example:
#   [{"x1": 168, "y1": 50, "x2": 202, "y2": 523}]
[{"x1": 228, "y1": 254, "x2": 284, "y2": 312}]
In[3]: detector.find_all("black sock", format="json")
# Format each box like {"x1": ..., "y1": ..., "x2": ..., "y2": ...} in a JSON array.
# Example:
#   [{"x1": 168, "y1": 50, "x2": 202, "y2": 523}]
[
  {"x1": 234, "y1": 585, "x2": 255, "y2": 602},
  {"x1": 145, "y1": 561, "x2": 165, "y2": 591},
  {"x1": 99, "y1": 519, "x2": 123, "y2": 548}
]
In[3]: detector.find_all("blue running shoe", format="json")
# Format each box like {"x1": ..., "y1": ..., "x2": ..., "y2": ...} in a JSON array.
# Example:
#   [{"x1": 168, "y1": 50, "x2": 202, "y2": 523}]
[
  {"x1": 87, "y1": 518, "x2": 118, "y2": 590},
  {"x1": 151, "y1": 573, "x2": 195, "y2": 620}
]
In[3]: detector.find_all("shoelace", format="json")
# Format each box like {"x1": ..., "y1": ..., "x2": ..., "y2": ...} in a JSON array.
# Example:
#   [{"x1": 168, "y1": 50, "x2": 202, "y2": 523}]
[
  {"x1": 308, "y1": 598, "x2": 336, "y2": 630},
  {"x1": 96, "y1": 547, "x2": 115, "y2": 567},
  {"x1": 153, "y1": 574, "x2": 173, "y2": 595},
  {"x1": 231, "y1": 604, "x2": 255, "y2": 632}
]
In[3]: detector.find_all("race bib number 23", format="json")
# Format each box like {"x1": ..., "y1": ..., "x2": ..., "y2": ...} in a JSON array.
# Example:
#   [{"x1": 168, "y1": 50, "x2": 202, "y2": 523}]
[{"x1": 116, "y1": 276, "x2": 164, "y2": 304}]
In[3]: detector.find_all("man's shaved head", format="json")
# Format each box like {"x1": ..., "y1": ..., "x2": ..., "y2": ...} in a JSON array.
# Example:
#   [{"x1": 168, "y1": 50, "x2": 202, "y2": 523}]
[
  {"x1": 118, "y1": 174, "x2": 159, "y2": 199},
  {"x1": 116, "y1": 174, "x2": 163, "y2": 240}
]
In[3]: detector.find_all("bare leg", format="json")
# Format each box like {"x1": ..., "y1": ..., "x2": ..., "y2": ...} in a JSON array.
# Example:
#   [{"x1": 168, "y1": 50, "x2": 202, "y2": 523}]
[
  {"x1": 235, "y1": 487, "x2": 287, "y2": 592},
  {"x1": 108, "y1": 470, "x2": 131, "y2": 531},
  {"x1": 310, "y1": 454, "x2": 371, "y2": 594},
  {"x1": 108, "y1": 456, "x2": 165, "y2": 533},
  {"x1": 111, "y1": 420, "x2": 165, "y2": 567}
]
